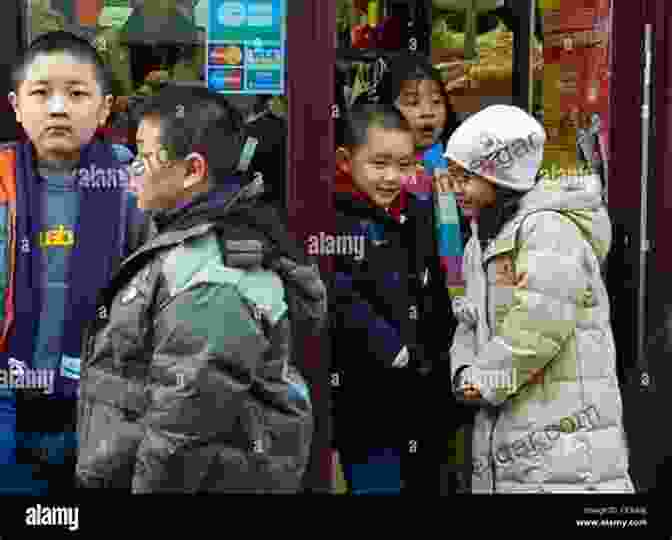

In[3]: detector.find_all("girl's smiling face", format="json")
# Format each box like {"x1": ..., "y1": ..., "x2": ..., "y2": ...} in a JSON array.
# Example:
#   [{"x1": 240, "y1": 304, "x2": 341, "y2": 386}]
[
  {"x1": 396, "y1": 79, "x2": 447, "y2": 150},
  {"x1": 437, "y1": 161, "x2": 497, "y2": 218}
]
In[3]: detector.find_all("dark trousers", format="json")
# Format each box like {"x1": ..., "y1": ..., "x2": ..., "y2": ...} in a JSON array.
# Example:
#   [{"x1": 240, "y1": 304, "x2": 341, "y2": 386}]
[
  {"x1": 334, "y1": 368, "x2": 473, "y2": 494},
  {"x1": 14, "y1": 390, "x2": 78, "y2": 495}
]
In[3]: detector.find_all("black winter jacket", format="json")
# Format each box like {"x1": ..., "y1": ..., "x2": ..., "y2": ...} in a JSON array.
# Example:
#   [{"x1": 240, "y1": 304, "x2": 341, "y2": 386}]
[
  {"x1": 331, "y1": 191, "x2": 471, "y2": 459},
  {"x1": 76, "y1": 180, "x2": 326, "y2": 492}
]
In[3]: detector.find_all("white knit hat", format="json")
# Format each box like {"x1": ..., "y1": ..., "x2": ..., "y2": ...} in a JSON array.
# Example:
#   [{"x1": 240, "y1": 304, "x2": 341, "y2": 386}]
[{"x1": 444, "y1": 105, "x2": 546, "y2": 192}]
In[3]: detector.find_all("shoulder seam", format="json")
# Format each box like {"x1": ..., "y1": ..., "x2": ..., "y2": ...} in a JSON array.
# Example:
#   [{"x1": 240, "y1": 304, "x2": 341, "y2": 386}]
[
  {"x1": 515, "y1": 210, "x2": 584, "y2": 250},
  {"x1": 519, "y1": 210, "x2": 577, "y2": 231}
]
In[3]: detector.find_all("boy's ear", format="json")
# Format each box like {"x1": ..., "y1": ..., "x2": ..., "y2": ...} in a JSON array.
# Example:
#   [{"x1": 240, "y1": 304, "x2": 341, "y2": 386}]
[
  {"x1": 98, "y1": 94, "x2": 114, "y2": 126},
  {"x1": 182, "y1": 153, "x2": 208, "y2": 190},
  {"x1": 7, "y1": 92, "x2": 20, "y2": 122},
  {"x1": 336, "y1": 146, "x2": 351, "y2": 174}
]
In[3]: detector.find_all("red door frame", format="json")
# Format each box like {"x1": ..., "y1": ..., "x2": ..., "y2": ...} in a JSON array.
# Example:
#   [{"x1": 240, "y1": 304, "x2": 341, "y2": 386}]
[
  {"x1": 286, "y1": 0, "x2": 335, "y2": 491},
  {"x1": 609, "y1": 0, "x2": 671, "y2": 492},
  {"x1": 650, "y1": 3, "x2": 672, "y2": 277},
  {"x1": 641, "y1": 0, "x2": 672, "y2": 491},
  {"x1": 608, "y1": 0, "x2": 645, "y2": 370}
]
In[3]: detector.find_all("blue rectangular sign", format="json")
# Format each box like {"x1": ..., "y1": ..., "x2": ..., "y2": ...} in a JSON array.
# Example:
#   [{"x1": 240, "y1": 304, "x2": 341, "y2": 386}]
[{"x1": 207, "y1": 0, "x2": 286, "y2": 95}]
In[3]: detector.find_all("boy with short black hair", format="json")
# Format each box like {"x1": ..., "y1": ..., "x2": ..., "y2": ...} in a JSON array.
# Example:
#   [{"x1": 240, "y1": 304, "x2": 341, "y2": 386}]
[
  {"x1": 75, "y1": 86, "x2": 323, "y2": 492},
  {"x1": 332, "y1": 104, "x2": 466, "y2": 493},
  {"x1": 0, "y1": 31, "x2": 148, "y2": 494}
]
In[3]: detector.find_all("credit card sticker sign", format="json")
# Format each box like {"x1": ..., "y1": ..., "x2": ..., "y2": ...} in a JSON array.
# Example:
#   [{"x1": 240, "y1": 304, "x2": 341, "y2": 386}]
[
  {"x1": 207, "y1": 0, "x2": 286, "y2": 94},
  {"x1": 208, "y1": 67, "x2": 244, "y2": 91}
]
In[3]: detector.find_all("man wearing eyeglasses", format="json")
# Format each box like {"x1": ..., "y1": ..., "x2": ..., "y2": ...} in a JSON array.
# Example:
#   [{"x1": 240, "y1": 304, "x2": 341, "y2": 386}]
[{"x1": 75, "y1": 86, "x2": 325, "y2": 492}]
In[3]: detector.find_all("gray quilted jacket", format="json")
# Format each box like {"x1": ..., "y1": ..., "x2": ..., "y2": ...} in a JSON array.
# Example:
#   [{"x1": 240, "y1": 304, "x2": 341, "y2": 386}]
[{"x1": 76, "y1": 180, "x2": 326, "y2": 493}]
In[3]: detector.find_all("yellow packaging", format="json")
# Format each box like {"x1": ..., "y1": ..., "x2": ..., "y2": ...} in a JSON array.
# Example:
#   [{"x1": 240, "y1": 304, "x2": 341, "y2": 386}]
[
  {"x1": 539, "y1": 0, "x2": 561, "y2": 9},
  {"x1": 367, "y1": 1, "x2": 378, "y2": 27}
]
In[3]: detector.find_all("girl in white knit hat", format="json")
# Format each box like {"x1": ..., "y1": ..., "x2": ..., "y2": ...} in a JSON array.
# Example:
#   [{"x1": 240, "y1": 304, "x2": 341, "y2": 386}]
[{"x1": 437, "y1": 104, "x2": 634, "y2": 494}]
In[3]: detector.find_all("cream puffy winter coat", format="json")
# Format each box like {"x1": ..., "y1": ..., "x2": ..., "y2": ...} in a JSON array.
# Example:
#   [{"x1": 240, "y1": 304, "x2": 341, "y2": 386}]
[{"x1": 450, "y1": 173, "x2": 634, "y2": 494}]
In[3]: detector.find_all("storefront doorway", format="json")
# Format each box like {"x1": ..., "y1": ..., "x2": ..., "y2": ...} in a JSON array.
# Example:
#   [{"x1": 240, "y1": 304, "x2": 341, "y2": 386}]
[{"x1": 0, "y1": 0, "x2": 333, "y2": 493}]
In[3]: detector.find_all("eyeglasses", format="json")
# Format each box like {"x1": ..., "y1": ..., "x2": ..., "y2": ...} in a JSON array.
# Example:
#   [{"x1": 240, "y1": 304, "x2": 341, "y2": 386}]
[{"x1": 129, "y1": 148, "x2": 179, "y2": 177}]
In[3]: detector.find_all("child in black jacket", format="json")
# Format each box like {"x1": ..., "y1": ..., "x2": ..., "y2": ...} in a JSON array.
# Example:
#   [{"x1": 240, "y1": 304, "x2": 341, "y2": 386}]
[{"x1": 330, "y1": 104, "x2": 470, "y2": 493}]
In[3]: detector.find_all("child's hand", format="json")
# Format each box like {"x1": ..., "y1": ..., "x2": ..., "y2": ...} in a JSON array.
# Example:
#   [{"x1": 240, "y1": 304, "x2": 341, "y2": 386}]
[
  {"x1": 454, "y1": 367, "x2": 486, "y2": 405},
  {"x1": 433, "y1": 170, "x2": 452, "y2": 193},
  {"x1": 461, "y1": 383, "x2": 482, "y2": 401}
]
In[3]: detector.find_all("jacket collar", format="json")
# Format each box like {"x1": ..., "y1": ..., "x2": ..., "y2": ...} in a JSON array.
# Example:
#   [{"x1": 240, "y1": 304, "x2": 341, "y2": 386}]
[
  {"x1": 152, "y1": 175, "x2": 264, "y2": 234},
  {"x1": 335, "y1": 168, "x2": 408, "y2": 224}
]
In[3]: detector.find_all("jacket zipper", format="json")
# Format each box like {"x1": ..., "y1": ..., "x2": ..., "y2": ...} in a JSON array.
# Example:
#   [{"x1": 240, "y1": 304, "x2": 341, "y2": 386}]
[
  {"x1": 483, "y1": 242, "x2": 499, "y2": 493},
  {"x1": 489, "y1": 407, "x2": 501, "y2": 493}
]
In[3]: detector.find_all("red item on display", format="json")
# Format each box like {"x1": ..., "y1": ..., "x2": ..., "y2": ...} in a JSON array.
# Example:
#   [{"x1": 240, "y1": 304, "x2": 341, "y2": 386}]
[
  {"x1": 545, "y1": 0, "x2": 610, "y2": 34},
  {"x1": 351, "y1": 23, "x2": 376, "y2": 49},
  {"x1": 556, "y1": 47, "x2": 609, "y2": 115}
]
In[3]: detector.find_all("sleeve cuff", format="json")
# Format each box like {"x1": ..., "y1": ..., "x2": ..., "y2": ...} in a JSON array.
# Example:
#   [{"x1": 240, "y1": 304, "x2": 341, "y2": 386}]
[
  {"x1": 459, "y1": 364, "x2": 515, "y2": 407},
  {"x1": 474, "y1": 336, "x2": 516, "y2": 372},
  {"x1": 452, "y1": 365, "x2": 491, "y2": 407},
  {"x1": 452, "y1": 365, "x2": 471, "y2": 391}
]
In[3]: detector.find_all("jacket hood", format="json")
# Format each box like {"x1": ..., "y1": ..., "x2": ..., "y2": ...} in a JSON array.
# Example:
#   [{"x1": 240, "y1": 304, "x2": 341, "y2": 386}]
[
  {"x1": 156, "y1": 177, "x2": 328, "y2": 334},
  {"x1": 516, "y1": 173, "x2": 611, "y2": 262}
]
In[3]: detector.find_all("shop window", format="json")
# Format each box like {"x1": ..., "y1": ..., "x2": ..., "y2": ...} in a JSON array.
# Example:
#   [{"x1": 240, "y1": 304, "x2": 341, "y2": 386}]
[
  {"x1": 24, "y1": 2, "x2": 285, "y2": 144},
  {"x1": 27, "y1": 0, "x2": 68, "y2": 42},
  {"x1": 24, "y1": 1, "x2": 203, "y2": 99},
  {"x1": 431, "y1": 1, "x2": 542, "y2": 119},
  {"x1": 334, "y1": 1, "x2": 542, "y2": 117}
]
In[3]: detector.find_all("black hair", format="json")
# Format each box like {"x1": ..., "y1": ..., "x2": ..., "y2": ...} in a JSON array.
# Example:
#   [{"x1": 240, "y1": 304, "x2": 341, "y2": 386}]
[
  {"x1": 342, "y1": 103, "x2": 413, "y2": 151},
  {"x1": 11, "y1": 31, "x2": 112, "y2": 95},
  {"x1": 377, "y1": 53, "x2": 459, "y2": 145},
  {"x1": 474, "y1": 184, "x2": 524, "y2": 251},
  {"x1": 135, "y1": 86, "x2": 247, "y2": 185}
]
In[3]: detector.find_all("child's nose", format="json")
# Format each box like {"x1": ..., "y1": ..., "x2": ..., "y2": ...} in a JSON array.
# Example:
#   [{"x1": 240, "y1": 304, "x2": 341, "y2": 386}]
[
  {"x1": 419, "y1": 102, "x2": 435, "y2": 116},
  {"x1": 384, "y1": 168, "x2": 401, "y2": 183},
  {"x1": 47, "y1": 94, "x2": 68, "y2": 115}
]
